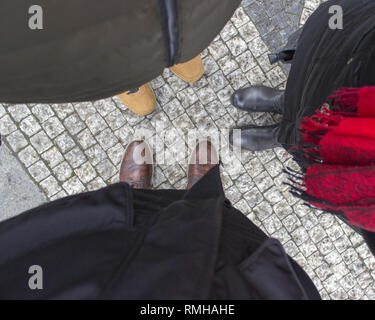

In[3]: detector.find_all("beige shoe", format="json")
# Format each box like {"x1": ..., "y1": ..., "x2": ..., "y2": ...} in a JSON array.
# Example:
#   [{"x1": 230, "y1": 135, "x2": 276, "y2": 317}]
[
  {"x1": 117, "y1": 83, "x2": 157, "y2": 116},
  {"x1": 170, "y1": 55, "x2": 205, "y2": 83}
]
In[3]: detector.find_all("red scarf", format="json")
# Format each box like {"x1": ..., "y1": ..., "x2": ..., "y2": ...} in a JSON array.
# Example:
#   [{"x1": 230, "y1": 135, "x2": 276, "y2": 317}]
[{"x1": 292, "y1": 87, "x2": 375, "y2": 232}]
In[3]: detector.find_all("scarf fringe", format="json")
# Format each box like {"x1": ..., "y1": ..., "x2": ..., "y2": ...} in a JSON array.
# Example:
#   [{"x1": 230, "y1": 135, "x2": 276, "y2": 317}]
[
  {"x1": 284, "y1": 167, "x2": 350, "y2": 222},
  {"x1": 327, "y1": 87, "x2": 360, "y2": 113},
  {"x1": 298, "y1": 91, "x2": 362, "y2": 164},
  {"x1": 289, "y1": 86, "x2": 375, "y2": 231}
]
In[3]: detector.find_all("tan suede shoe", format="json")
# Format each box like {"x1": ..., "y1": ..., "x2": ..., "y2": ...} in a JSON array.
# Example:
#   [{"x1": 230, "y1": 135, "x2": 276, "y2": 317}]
[
  {"x1": 170, "y1": 55, "x2": 205, "y2": 83},
  {"x1": 117, "y1": 83, "x2": 157, "y2": 116}
]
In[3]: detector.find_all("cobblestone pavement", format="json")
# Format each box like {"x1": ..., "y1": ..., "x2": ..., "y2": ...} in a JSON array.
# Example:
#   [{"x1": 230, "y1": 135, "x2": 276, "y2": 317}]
[{"x1": 1, "y1": 0, "x2": 375, "y2": 300}]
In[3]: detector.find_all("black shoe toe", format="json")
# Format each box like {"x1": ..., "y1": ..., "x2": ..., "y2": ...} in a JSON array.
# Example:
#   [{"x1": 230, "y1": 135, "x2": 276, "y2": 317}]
[
  {"x1": 231, "y1": 92, "x2": 244, "y2": 110},
  {"x1": 229, "y1": 125, "x2": 281, "y2": 151}
]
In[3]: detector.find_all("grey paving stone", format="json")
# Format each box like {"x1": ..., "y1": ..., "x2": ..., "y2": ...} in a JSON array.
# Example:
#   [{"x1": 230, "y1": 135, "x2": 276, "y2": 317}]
[
  {"x1": 6, "y1": 130, "x2": 28, "y2": 152},
  {"x1": 41, "y1": 147, "x2": 64, "y2": 168},
  {"x1": 0, "y1": 145, "x2": 46, "y2": 222},
  {"x1": 32, "y1": 104, "x2": 54, "y2": 123},
  {"x1": 18, "y1": 145, "x2": 39, "y2": 168},
  {"x1": 53, "y1": 161, "x2": 73, "y2": 182},
  {"x1": 39, "y1": 176, "x2": 61, "y2": 197},
  {"x1": 30, "y1": 131, "x2": 53, "y2": 154},
  {"x1": 19, "y1": 115, "x2": 42, "y2": 137}
]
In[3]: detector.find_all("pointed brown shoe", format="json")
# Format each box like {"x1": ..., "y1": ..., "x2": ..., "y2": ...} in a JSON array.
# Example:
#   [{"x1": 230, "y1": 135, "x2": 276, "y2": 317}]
[
  {"x1": 187, "y1": 140, "x2": 219, "y2": 189},
  {"x1": 170, "y1": 55, "x2": 205, "y2": 83},
  {"x1": 120, "y1": 140, "x2": 153, "y2": 189},
  {"x1": 117, "y1": 83, "x2": 157, "y2": 116}
]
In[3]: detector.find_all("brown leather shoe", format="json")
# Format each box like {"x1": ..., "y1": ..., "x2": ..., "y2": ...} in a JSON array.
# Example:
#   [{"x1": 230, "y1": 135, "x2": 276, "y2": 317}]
[
  {"x1": 170, "y1": 55, "x2": 205, "y2": 83},
  {"x1": 120, "y1": 140, "x2": 153, "y2": 189},
  {"x1": 187, "y1": 140, "x2": 219, "y2": 189},
  {"x1": 117, "y1": 83, "x2": 157, "y2": 116}
]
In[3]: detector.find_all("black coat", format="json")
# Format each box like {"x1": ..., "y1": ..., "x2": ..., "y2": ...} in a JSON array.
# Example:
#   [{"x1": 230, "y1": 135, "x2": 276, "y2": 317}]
[
  {"x1": 278, "y1": 0, "x2": 375, "y2": 147},
  {"x1": 0, "y1": 166, "x2": 320, "y2": 300},
  {"x1": 0, "y1": 0, "x2": 241, "y2": 103}
]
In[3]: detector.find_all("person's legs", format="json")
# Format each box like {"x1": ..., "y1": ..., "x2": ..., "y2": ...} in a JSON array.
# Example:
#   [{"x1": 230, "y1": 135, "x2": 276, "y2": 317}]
[
  {"x1": 227, "y1": 3, "x2": 332, "y2": 152},
  {"x1": 228, "y1": 74, "x2": 285, "y2": 152},
  {"x1": 228, "y1": 84, "x2": 285, "y2": 151}
]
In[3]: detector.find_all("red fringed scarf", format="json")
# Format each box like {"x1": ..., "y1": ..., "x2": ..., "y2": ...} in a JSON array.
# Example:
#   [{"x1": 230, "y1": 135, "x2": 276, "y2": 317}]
[{"x1": 292, "y1": 86, "x2": 375, "y2": 232}]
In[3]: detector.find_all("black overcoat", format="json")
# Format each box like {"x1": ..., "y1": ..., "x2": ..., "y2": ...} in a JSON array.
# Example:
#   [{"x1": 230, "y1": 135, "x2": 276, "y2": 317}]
[
  {"x1": 278, "y1": 0, "x2": 375, "y2": 147},
  {"x1": 0, "y1": 0, "x2": 240, "y2": 103},
  {"x1": 0, "y1": 166, "x2": 320, "y2": 300}
]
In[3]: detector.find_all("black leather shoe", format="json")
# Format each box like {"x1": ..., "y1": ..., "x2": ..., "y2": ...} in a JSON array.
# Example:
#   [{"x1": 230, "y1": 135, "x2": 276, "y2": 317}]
[
  {"x1": 231, "y1": 86, "x2": 284, "y2": 114},
  {"x1": 229, "y1": 124, "x2": 281, "y2": 151}
]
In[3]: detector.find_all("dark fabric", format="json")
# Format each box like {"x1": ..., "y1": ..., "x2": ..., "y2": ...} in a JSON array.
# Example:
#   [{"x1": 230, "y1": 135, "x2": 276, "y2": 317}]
[
  {"x1": 176, "y1": 0, "x2": 241, "y2": 63},
  {"x1": 362, "y1": 230, "x2": 375, "y2": 257},
  {"x1": 237, "y1": 239, "x2": 309, "y2": 300},
  {"x1": 0, "y1": 0, "x2": 241, "y2": 103},
  {"x1": 0, "y1": 165, "x2": 320, "y2": 300},
  {"x1": 278, "y1": 0, "x2": 375, "y2": 147},
  {"x1": 159, "y1": 0, "x2": 179, "y2": 66},
  {"x1": 269, "y1": 28, "x2": 302, "y2": 65}
]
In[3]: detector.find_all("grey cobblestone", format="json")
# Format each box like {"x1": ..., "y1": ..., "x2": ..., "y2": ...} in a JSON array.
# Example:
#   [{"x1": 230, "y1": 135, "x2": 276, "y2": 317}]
[
  {"x1": 18, "y1": 145, "x2": 39, "y2": 168},
  {"x1": 8, "y1": 104, "x2": 30, "y2": 122},
  {"x1": 6, "y1": 130, "x2": 28, "y2": 152},
  {"x1": 20, "y1": 115, "x2": 41, "y2": 137},
  {"x1": 62, "y1": 176, "x2": 86, "y2": 195},
  {"x1": 32, "y1": 104, "x2": 54, "y2": 123},
  {"x1": 42, "y1": 117, "x2": 65, "y2": 139},
  {"x1": 30, "y1": 131, "x2": 53, "y2": 154},
  {"x1": 40, "y1": 176, "x2": 61, "y2": 197},
  {"x1": 41, "y1": 147, "x2": 64, "y2": 168},
  {"x1": 53, "y1": 161, "x2": 73, "y2": 182},
  {"x1": 28, "y1": 161, "x2": 50, "y2": 182}
]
